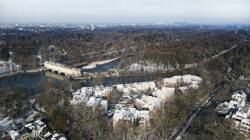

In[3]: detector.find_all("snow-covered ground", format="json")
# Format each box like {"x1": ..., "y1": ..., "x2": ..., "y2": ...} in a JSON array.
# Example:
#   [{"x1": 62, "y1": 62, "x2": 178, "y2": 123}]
[
  {"x1": 0, "y1": 60, "x2": 20, "y2": 75},
  {"x1": 36, "y1": 50, "x2": 44, "y2": 66},
  {"x1": 0, "y1": 99, "x2": 40, "y2": 132},
  {"x1": 123, "y1": 63, "x2": 175, "y2": 72},
  {"x1": 162, "y1": 75, "x2": 202, "y2": 87},
  {"x1": 82, "y1": 58, "x2": 119, "y2": 69}
]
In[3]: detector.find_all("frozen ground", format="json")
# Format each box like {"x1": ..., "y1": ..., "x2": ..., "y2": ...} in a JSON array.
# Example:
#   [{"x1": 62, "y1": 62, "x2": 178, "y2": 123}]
[{"x1": 82, "y1": 58, "x2": 119, "y2": 69}]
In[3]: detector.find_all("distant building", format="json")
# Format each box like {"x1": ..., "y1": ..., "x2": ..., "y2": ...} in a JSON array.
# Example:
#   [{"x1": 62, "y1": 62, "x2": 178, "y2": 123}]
[{"x1": 44, "y1": 61, "x2": 82, "y2": 77}]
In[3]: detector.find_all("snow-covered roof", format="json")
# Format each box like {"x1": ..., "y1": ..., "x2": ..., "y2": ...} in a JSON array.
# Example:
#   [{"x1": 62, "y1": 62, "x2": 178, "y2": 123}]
[
  {"x1": 163, "y1": 75, "x2": 202, "y2": 86},
  {"x1": 229, "y1": 100, "x2": 239, "y2": 105},
  {"x1": 43, "y1": 131, "x2": 52, "y2": 138},
  {"x1": 86, "y1": 97, "x2": 102, "y2": 106},
  {"x1": 24, "y1": 123, "x2": 33, "y2": 128},
  {"x1": 100, "y1": 100, "x2": 108, "y2": 106},
  {"x1": 9, "y1": 130, "x2": 19, "y2": 139},
  {"x1": 34, "y1": 119, "x2": 45, "y2": 127},
  {"x1": 135, "y1": 95, "x2": 161, "y2": 110},
  {"x1": 241, "y1": 119, "x2": 250, "y2": 124}
]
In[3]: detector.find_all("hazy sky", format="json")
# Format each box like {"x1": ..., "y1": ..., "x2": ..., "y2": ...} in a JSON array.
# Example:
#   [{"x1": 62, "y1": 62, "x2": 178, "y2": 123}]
[{"x1": 0, "y1": 0, "x2": 249, "y2": 24}]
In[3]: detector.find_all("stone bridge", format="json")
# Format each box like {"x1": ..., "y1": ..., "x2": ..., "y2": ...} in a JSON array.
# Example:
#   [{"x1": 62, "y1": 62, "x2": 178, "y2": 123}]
[{"x1": 44, "y1": 61, "x2": 82, "y2": 77}]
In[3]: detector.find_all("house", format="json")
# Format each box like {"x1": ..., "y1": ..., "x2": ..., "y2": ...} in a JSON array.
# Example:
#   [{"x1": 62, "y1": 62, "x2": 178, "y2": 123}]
[
  {"x1": 112, "y1": 107, "x2": 150, "y2": 128},
  {"x1": 86, "y1": 97, "x2": 102, "y2": 107},
  {"x1": 163, "y1": 75, "x2": 202, "y2": 87},
  {"x1": 240, "y1": 119, "x2": 250, "y2": 133},
  {"x1": 136, "y1": 110, "x2": 150, "y2": 127},
  {"x1": 19, "y1": 128, "x2": 30, "y2": 140},
  {"x1": 86, "y1": 97, "x2": 108, "y2": 112},
  {"x1": 93, "y1": 85, "x2": 112, "y2": 97},
  {"x1": 9, "y1": 130, "x2": 19, "y2": 140},
  {"x1": 43, "y1": 132, "x2": 52, "y2": 139},
  {"x1": 134, "y1": 95, "x2": 161, "y2": 113},
  {"x1": 232, "y1": 107, "x2": 250, "y2": 129},
  {"x1": 152, "y1": 87, "x2": 175, "y2": 101},
  {"x1": 228, "y1": 100, "x2": 240, "y2": 109},
  {"x1": 24, "y1": 123, "x2": 38, "y2": 138},
  {"x1": 113, "y1": 108, "x2": 133, "y2": 128},
  {"x1": 33, "y1": 120, "x2": 46, "y2": 135},
  {"x1": 118, "y1": 95, "x2": 133, "y2": 104},
  {"x1": 51, "y1": 133, "x2": 67, "y2": 140},
  {"x1": 116, "y1": 82, "x2": 156, "y2": 95},
  {"x1": 100, "y1": 100, "x2": 108, "y2": 112},
  {"x1": 232, "y1": 91, "x2": 247, "y2": 102},
  {"x1": 70, "y1": 87, "x2": 91, "y2": 105}
]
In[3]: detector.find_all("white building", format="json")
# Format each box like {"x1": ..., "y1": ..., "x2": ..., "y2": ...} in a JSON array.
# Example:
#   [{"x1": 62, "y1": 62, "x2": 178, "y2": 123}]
[
  {"x1": 112, "y1": 107, "x2": 150, "y2": 128},
  {"x1": 9, "y1": 130, "x2": 20, "y2": 140},
  {"x1": 232, "y1": 90, "x2": 247, "y2": 102},
  {"x1": 93, "y1": 85, "x2": 112, "y2": 97},
  {"x1": 228, "y1": 100, "x2": 240, "y2": 109},
  {"x1": 152, "y1": 87, "x2": 175, "y2": 101},
  {"x1": 240, "y1": 119, "x2": 250, "y2": 133},
  {"x1": 232, "y1": 107, "x2": 250, "y2": 129},
  {"x1": 86, "y1": 97, "x2": 108, "y2": 112},
  {"x1": 134, "y1": 95, "x2": 161, "y2": 113},
  {"x1": 51, "y1": 133, "x2": 67, "y2": 140}
]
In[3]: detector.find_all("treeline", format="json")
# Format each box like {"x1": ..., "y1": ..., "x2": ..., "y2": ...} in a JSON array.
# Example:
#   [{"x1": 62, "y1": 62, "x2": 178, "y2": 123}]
[
  {"x1": 144, "y1": 31, "x2": 242, "y2": 68},
  {"x1": 0, "y1": 27, "x2": 246, "y2": 70}
]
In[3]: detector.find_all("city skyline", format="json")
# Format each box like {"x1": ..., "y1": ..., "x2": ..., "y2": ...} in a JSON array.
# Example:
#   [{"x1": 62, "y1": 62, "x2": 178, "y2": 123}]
[{"x1": 0, "y1": 0, "x2": 250, "y2": 24}]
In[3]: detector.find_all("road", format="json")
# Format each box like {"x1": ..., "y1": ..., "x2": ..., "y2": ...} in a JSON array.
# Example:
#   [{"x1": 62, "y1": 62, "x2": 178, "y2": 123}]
[
  {"x1": 175, "y1": 86, "x2": 222, "y2": 140},
  {"x1": 173, "y1": 45, "x2": 239, "y2": 140}
]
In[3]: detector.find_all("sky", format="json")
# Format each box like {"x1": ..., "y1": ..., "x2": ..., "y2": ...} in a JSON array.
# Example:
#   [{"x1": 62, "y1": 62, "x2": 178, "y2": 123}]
[{"x1": 0, "y1": 0, "x2": 249, "y2": 24}]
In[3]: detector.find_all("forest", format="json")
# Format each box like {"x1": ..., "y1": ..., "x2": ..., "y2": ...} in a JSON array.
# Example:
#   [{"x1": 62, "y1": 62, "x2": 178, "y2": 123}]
[
  {"x1": 0, "y1": 26, "x2": 249, "y2": 139},
  {"x1": 0, "y1": 27, "x2": 245, "y2": 70}
]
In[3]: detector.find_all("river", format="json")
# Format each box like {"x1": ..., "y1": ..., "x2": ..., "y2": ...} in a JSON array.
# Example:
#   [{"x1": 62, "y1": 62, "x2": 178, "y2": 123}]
[
  {"x1": 0, "y1": 55, "x2": 181, "y2": 94},
  {"x1": 0, "y1": 72, "x2": 65, "y2": 94}
]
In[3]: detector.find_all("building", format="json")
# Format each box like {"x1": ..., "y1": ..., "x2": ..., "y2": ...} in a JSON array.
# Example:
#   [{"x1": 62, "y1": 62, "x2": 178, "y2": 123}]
[
  {"x1": 51, "y1": 133, "x2": 67, "y2": 140},
  {"x1": 24, "y1": 123, "x2": 38, "y2": 138},
  {"x1": 152, "y1": 87, "x2": 175, "y2": 101},
  {"x1": 9, "y1": 130, "x2": 19, "y2": 140},
  {"x1": 33, "y1": 120, "x2": 46, "y2": 135},
  {"x1": 86, "y1": 97, "x2": 108, "y2": 112},
  {"x1": 220, "y1": 90, "x2": 250, "y2": 135},
  {"x1": 232, "y1": 90, "x2": 247, "y2": 102},
  {"x1": 44, "y1": 61, "x2": 82, "y2": 77},
  {"x1": 232, "y1": 107, "x2": 250, "y2": 129},
  {"x1": 112, "y1": 107, "x2": 150, "y2": 128},
  {"x1": 240, "y1": 119, "x2": 250, "y2": 133},
  {"x1": 134, "y1": 95, "x2": 161, "y2": 113},
  {"x1": 19, "y1": 128, "x2": 30, "y2": 140}
]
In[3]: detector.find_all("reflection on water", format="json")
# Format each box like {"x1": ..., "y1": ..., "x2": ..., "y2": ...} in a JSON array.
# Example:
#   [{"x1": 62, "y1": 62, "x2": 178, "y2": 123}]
[
  {"x1": 0, "y1": 55, "x2": 182, "y2": 94},
  {"x1": 45, "y1": 71, "x2": 66, "y2": 81},
  {"x1": 0, "y1": 72, "x2": 64, "y2": 94}
]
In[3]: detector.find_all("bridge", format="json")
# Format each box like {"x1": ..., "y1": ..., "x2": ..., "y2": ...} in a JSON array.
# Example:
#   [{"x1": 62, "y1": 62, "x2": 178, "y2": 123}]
[{"x1": 44, "y1": 61, "x2": 82, "y2": 77}]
